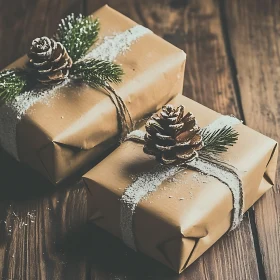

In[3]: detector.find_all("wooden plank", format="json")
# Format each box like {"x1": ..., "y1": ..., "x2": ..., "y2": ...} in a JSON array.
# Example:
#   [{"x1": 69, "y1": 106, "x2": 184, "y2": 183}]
[
  {"x1": 0, "y1": 0, "x2": 83, "y2": 69},
  {"x1": 87, "y1": 1, "x2": 260, "y2": 279},
  {"x1": 0, "y1": 1, "x2": 86, "y2": 279},
  {"x1": 225, "y1": 1, "x2": 280, "y2": 279},
  {"x1": 0, "y1": 149, "x2": 89, "y2": 280}
]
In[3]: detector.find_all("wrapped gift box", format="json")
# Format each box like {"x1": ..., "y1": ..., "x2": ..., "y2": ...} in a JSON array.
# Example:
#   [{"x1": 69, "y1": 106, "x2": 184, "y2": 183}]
[
  {"x1": 83, "y1": 95, "x2": 278, "y2": 273},
  {"x1": 0, "y1": 5, "x2": 186, "y2": 185}
]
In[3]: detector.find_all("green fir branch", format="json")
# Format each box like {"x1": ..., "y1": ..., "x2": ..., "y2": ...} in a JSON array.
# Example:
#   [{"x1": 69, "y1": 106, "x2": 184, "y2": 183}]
[
  {"x1": 71, "y1": 58, "x2": 124, "y2": 89},
  {"x1": 200, "y1": 126, "x2": 239, "y2": 155},
  {"x1": 54, "y1": 13, "x2": 100, "y2": 62},
  {"x1": 0, "y1": 69, "x2": 28, "y2": 103}
]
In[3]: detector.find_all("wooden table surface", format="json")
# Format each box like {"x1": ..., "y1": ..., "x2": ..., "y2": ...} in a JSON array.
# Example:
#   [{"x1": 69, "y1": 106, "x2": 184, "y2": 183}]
[{"x1": 0, "y1": 0, "x2": 279, "y2": 279}]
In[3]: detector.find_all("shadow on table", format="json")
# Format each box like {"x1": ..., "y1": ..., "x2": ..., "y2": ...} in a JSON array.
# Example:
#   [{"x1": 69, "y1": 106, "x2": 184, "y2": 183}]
[
  {"x1": 0, "y1": 148, "x2": 57, "y2": 247},
  {"x1": 57, "y1": 222, "x2": 177, "y2": 280},
  {"x1": 0, "y1": 148, "x2": 56, "y2": 201},
  {"x1": 0, "y1": 140, "x2": 119, "y2": 202},
  {"x1": 0, "y1": 148, "x2": 177, "y2": 279}
]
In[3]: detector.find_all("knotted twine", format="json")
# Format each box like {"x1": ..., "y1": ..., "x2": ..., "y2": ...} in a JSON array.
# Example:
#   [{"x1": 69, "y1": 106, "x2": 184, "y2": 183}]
[
  {"x1": 104, "y1": 83, "x2": 134, "y2": 140},
  {"x1": 0, "y1": 25, "x2": 152, "y2": 160},
  {"x1": 120, "y1": 115, "x2": 244, "y2": 251}
]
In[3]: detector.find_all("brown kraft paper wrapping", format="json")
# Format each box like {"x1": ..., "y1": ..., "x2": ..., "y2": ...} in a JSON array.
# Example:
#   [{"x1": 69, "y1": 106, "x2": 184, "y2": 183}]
[
  {"x1": 1, "y1": 5, "x2": 186, "y2": 185},
  {"x1": 83, "y1": 95, "x2": 278, "y2": 273}
]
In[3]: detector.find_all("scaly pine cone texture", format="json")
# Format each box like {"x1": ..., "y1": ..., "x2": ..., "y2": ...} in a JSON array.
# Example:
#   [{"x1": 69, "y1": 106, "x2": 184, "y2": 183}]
[
  {"x1": 144, "y1": 104, "x2": 204, "y2": 164},
  {"x1": 28, "y1": 36, "x2": 73, "y2": 84}
]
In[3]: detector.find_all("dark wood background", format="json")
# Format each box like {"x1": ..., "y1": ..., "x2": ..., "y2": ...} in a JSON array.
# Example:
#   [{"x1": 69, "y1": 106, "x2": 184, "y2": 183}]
[{"x1": 0, "y1": 0, "x2": 279, "y2": 279}]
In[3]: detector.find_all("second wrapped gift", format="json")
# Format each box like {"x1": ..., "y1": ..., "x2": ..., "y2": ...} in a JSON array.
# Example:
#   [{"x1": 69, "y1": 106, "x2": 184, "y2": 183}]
[{"x1": 83, "y1": 95, "x2": 278, "y2": 273}]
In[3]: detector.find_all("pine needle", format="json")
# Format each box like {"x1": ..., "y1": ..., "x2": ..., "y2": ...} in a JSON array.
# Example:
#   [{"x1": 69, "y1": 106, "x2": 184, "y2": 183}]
[
  {"x1": 0, "y1": 69, "x2": 28, "y2": 103},
  {"x1": 200, "y1": 125, "x2": 239, "y2": 154},
  {"x1": 71, "y1": 58, "x2": 124, "y2": 89},
  {"x1": 54, "y1": 13, "x2": 100, "y2": 62}
]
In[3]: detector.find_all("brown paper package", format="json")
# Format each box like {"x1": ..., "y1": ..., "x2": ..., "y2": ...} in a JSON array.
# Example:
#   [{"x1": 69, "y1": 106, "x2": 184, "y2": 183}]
[
  {"x1": 2, "y1": 5, "x2": 186, "y2": 185},
  {"x1": 83, "y1": 95, "x2": 278, "y2": 273}
]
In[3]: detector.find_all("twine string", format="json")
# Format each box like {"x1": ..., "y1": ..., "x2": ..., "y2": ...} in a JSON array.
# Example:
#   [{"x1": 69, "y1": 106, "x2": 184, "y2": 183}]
[{"x1": 105, "y1": 82, "x2": 134, "y2": 140}]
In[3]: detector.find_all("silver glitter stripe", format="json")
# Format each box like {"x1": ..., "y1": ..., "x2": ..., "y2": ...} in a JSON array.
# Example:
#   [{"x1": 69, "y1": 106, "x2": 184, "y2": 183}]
[
  {"x1": 120, "y1": 115, "x2": 243, "y2": 250},
  {"x1": 120, "y1": 165, "x2": 181, "y2": 250},
  {"x1": 124, "y1": 130, "x2": 146, "y2": 143},
  {"x1": 186, "y1": 157, "x2": 243, "y2": 230},
  {"x1": 83, "y1": 25, "x2": 152, "y2": 62},
  {"x1": 203, "y1": 115, "x2": 241, "y2": 133}
]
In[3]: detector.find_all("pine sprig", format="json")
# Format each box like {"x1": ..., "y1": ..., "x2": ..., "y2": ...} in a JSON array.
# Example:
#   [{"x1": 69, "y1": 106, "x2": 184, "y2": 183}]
[
  {"x1": 54, "y1": 13, "x2": 100, "y2": 62},
  {"x1": 200, "y1": 126, "x2": 239, "y2": 154},
  {"x1": 0, "y1": 70, "x2": 28, "y2": 103},
  {"x1": 0, "y1": 14, "x2": 125, "y2": 104},
  {"x1": 71, "y1": 58, "x2": 124, "y2": 89}
]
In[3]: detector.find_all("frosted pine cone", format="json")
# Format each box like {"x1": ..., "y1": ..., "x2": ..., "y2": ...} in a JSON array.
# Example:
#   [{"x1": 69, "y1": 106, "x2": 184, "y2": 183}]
[
  {"x1": 144, "y1": 104, "x2": 204, "y2": 164},
  {"x1": 28, "y1": 36, "x2": 73, "y2": 84}
]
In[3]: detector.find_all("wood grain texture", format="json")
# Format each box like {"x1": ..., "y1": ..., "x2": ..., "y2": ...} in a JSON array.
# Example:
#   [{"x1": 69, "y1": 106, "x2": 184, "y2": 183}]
[
  {"x1": 0, "y1": 1, "x2": 86, "y2": 280},
  {"x1": 225, "y1": 1, "x2": 280, "y2": 279},
  {"x1": 0, "y1": 0, "x2": 83, "y2": 69},
  {"x1": 0, "y1": 150, "x2": 89, "y2": 280}
]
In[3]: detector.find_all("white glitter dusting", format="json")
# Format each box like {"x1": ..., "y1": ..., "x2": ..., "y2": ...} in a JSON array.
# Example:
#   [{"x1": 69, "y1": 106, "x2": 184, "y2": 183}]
[
  {"x1": 0, "y1": 24, "x2": 151, "y2": 160},
  {"x1": 5, "y1": 209, "x2": 37, "y2": 235},
  {"x1": 124, "y1": 130, "x2": 146, "y2": 143},
  {"x1": 0, "y1": 79, "x2": 69, "y2": 160},
  {"x1": 187, "y1": 157, "x2": 243, "y2": 230},
  {"x1": 204, "y1": 115, "x2": 242, "y2": 133},
  {"x1": 84, "y1": 25, "x2": 152, "y2": 62},
  {"x1": 120, "y1": 165, "x2": 181, "y2": 250}
]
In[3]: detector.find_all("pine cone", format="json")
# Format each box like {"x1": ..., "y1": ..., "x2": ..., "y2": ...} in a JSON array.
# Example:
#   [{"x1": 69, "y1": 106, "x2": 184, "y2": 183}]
[
  {"x1": 28, "y1": 36, "x2": 73, "y2": 84},
  {"x1": 144, "y1": 104, "x2": 204, "y2": 164}
]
